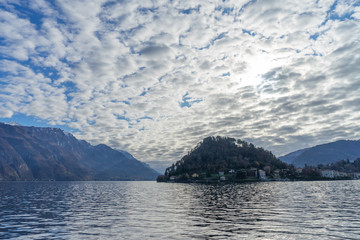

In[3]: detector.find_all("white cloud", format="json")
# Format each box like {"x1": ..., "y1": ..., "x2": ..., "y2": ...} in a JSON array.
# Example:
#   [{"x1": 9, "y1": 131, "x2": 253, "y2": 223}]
[{"x1": 1, "y1": 0, "x2": 360, "y2": 172}]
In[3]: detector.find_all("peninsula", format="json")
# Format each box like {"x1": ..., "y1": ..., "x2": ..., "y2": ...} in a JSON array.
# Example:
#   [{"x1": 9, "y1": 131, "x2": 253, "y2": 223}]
[{"x1": 157, "y1": 136, "x2": 360, "y2": 183}]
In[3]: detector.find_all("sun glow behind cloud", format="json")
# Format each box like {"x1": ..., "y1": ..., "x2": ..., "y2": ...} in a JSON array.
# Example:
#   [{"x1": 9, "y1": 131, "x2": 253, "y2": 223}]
[{"x1": 0, "y1": 0, "x2": 360, "y2": 172}]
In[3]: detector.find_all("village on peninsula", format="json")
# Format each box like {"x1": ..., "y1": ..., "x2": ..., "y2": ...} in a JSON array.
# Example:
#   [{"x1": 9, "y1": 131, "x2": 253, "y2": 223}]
[{"x1": 157, "y1": 136, "x2": 360, "y2": 183}]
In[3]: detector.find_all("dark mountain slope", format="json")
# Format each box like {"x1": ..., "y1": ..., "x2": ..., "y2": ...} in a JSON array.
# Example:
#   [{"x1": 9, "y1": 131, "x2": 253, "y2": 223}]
[
  {"x1": 279, "y1": 140, "x2": 360, "y2": 167},
  {"x1": 278, "y1": 148, "x2": 308, "y2": 164},
  {"x1": 0, "y1": 123, "x2": 158, "y2": 181}
]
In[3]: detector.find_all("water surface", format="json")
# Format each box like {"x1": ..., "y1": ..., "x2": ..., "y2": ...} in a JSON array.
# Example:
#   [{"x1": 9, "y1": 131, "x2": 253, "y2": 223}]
[{"x1": 1, "y1": 180, "x2": 360, "y2": 239}]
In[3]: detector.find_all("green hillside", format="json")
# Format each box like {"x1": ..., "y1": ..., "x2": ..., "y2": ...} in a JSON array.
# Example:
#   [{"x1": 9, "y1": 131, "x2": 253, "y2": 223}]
[{"x1": 160, "y1": 136, "x2": 289, "y2": 182}]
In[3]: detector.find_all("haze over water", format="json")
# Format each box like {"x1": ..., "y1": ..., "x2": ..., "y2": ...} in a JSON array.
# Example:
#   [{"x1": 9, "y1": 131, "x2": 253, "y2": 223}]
[{"x1": 1, "y1": 181, "x2": 360, "y2": 239}]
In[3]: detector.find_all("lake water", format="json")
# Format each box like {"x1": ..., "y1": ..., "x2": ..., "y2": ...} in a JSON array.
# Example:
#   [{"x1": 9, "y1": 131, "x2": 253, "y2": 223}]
[{"x1": 1, "y1": 181, "x2": 360, "y2": 239}]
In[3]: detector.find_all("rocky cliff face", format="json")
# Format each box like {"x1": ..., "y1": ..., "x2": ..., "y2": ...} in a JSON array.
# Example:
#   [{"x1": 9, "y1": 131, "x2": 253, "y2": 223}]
[{"x1": 0, "y1": 123, "x2": 158, "y2": 181}]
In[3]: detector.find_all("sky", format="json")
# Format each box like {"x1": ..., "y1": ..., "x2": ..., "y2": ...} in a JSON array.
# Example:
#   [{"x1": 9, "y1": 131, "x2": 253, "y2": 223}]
[{"x1": 0, "y1": 0, "x2": 359, "y2": 173}]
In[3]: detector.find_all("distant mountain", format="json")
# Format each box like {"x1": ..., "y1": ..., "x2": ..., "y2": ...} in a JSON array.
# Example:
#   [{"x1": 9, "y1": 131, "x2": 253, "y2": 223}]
[
  {"x1": 278, "y1": 148, "x2": 309, "y2": 164},
  {"x1": 0, "y1": 123, "x2": 158, "y2": 181},
  {"x1": 279, "y1": 140, "x2": 360, "y2": 167}
]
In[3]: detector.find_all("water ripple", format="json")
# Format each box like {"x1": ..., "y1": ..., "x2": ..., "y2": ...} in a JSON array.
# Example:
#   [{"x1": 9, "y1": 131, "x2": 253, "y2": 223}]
[{"x1": 1, "y1": 181, "x2": 360, "y2": 239}]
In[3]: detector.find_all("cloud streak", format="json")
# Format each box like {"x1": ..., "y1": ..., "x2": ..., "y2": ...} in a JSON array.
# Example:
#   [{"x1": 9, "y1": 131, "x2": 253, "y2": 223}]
[{"x1": 0, "y1": 0, "x2": 359, "y2": 172}]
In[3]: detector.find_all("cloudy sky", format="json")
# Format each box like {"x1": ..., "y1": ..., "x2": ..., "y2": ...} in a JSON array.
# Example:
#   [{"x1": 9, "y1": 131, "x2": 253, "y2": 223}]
[{"x1": 1, "y1": 0, "x2": 359, "y2": 172}]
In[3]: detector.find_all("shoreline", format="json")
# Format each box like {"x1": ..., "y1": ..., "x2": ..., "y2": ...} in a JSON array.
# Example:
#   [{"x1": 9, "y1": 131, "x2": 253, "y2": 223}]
[{"x1": 157, "y1": 177, "x2": 357, "y2": 183}]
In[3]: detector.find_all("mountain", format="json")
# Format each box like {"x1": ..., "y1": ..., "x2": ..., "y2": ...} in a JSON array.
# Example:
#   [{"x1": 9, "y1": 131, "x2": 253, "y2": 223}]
[
  {"x1": 278, "y1": 148, "x2": 308, "y2": 164},
  {"x1": 0, "y1": 122, "x2": 158, "y2": 181},
  {"x1": 162, "y1": 136, "x2": 287, "y2": 179},
  {"x1": 279, "y1": 140, "x2": 360, "y2": 167}
]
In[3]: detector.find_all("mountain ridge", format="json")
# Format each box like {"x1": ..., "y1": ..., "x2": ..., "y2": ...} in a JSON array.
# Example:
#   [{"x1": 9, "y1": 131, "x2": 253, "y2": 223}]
[
  {"x1": 279, "y1": 140, "x2": 360, "y2": 167},
  {"x1": 0, "y1": 122, "x2": 158, "y2": 181}
]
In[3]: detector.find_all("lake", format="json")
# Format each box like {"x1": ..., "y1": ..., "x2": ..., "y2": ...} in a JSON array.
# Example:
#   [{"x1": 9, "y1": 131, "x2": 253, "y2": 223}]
[{"x1": 1, "y1": 180, "x2": 360, "y2": 239}]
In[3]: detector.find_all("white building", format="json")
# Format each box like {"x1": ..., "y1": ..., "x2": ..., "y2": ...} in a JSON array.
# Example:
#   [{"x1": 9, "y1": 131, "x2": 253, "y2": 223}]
[
  {"x1": 321, "y1": 170, "x2": 335, "y2": 178},
  {"x1": 353, "y1": 173, "x2": 360, "y2": 179},
  {"x1": 258, "y1": 170, "x2": 266, "y2": 180},
  {"x1": 336, "y1": 171, "x2": 348, "y2": 178},
  {"x1": 321, "y1": 170, "x2": 349, "y2": 179}
]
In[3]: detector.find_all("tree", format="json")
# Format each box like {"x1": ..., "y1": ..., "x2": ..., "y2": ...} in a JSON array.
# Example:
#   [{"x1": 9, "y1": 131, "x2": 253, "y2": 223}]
[{"x1": 163, "y1": 136, "x2": 288, "y2": 179}]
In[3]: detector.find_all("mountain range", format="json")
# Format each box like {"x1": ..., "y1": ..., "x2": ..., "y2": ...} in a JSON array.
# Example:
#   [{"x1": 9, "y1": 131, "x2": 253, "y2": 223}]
[
  {"x1": 0, "y1": 123, "x2": 158, "y2": 181},
  {"x1": 279, "y1": 140, "x2": 360, "y2": 167},
  {"x1": 2, "y1": 121, "x2": 360, "y2": 181}
]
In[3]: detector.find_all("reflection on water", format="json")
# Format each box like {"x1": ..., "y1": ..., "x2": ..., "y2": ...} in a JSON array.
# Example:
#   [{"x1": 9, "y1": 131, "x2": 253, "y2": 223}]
[{"x1": 1, "y1": 181, "x2": 360, "y2": 239}]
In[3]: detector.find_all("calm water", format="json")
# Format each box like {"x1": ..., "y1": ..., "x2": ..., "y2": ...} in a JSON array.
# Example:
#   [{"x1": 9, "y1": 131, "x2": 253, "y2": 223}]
[{"x1": 1, "y1": 181, "x2": 360, "y2": 239}]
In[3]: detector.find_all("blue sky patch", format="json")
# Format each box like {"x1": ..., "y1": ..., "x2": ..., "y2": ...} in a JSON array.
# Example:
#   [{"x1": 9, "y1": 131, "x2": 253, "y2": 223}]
[
  {"x1": 180, "y1": 93, "x2": 203, "y2": 108},
  {"x1": 0, "y1": 113, "x2": 78, "y2": 133}
]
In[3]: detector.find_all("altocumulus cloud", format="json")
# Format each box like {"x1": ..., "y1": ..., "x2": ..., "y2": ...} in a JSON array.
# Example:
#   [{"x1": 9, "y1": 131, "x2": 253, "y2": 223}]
[{"x1": 0, "y1": 0, "x2": 360, "y2": 172}]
